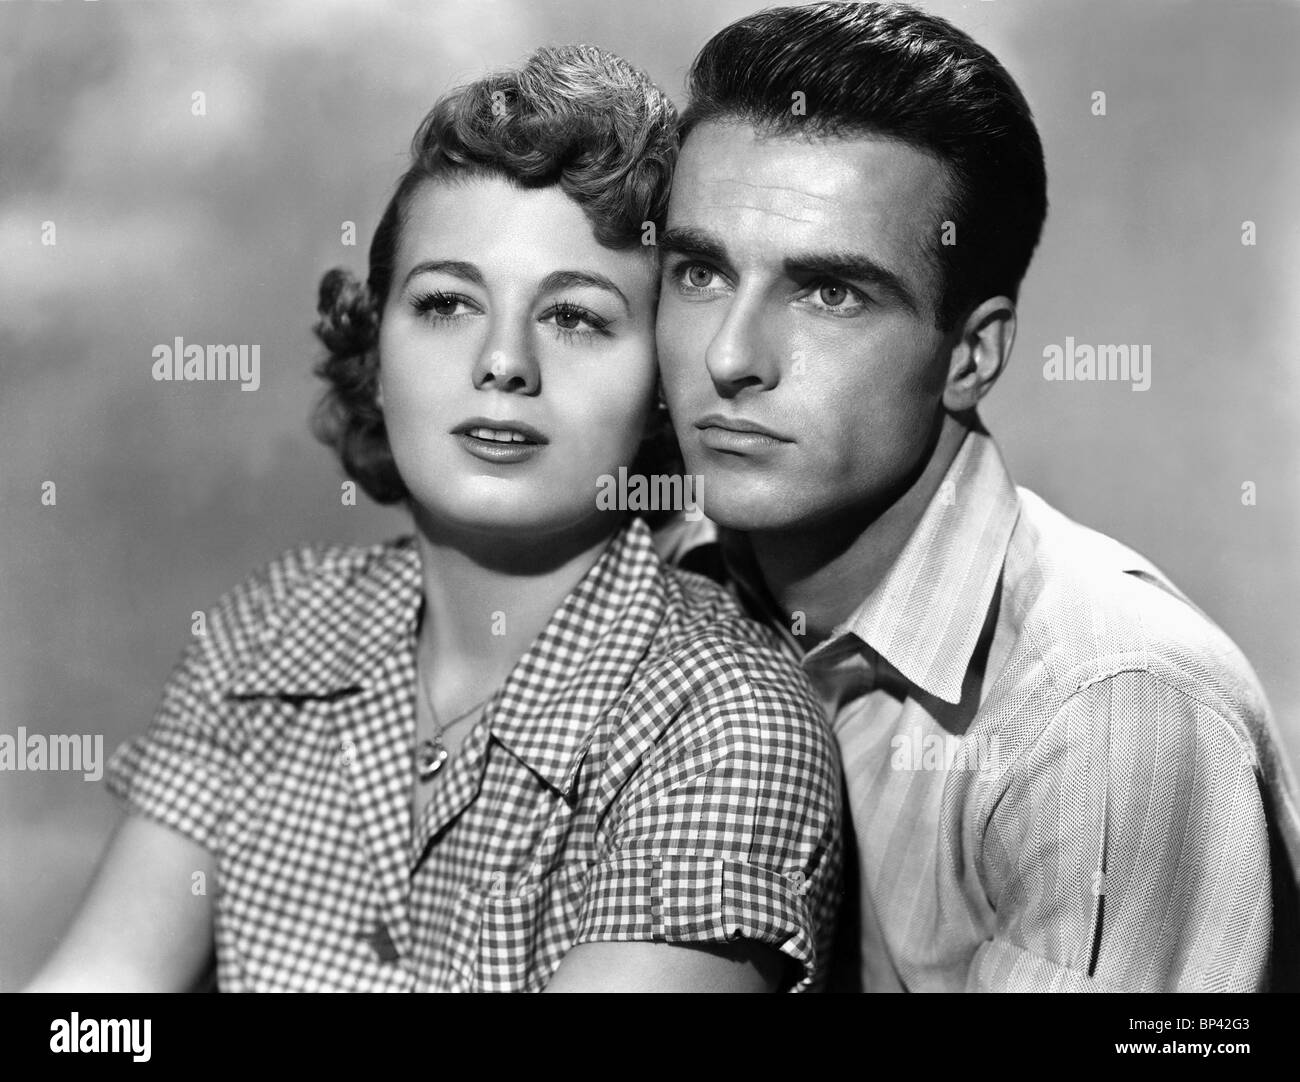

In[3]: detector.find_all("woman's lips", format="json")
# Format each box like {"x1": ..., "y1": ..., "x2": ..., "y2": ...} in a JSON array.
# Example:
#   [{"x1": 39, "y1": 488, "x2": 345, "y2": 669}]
[
  {"x1": 450, "y1": 417, "x2": 548, "y2": 463},
  {"x1": 454, "y1": 431, "x2": 544, "y2": 464}
]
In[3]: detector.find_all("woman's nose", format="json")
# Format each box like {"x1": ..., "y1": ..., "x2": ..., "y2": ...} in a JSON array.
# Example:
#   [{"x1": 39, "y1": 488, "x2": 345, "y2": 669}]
[{"x1": 471, "y1": 320, "x2": 540, "y2": 395}]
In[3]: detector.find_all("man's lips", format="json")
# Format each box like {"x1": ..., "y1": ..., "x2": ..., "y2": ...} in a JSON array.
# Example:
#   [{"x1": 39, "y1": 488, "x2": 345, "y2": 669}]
[
  {"x1": 693, "y1": 414, "x2": 793, "y2": 442},
  {"x1": 450, "y1": 417, "x2": 549, "y2": 445}
]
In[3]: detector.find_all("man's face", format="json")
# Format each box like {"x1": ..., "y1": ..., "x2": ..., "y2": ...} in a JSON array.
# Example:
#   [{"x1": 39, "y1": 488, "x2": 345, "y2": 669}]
[{"x1": 657, "y1": 121, "x2": 957, "y2": 533}]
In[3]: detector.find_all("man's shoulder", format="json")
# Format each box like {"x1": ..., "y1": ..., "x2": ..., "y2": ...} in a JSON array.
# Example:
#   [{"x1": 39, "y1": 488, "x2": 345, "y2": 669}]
[
  {"x1": 1000, "y1": 487, "x2": 1269, "y2": 731},
  {"x1": 983, "y1": 488, "x2": 1300, "y2": 963}
]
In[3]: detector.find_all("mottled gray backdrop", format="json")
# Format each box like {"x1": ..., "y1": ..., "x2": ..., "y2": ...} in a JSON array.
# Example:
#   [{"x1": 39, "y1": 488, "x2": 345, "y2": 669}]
[{"x1": 2, "y1": 0, "x2": 1298, "y2": 988}]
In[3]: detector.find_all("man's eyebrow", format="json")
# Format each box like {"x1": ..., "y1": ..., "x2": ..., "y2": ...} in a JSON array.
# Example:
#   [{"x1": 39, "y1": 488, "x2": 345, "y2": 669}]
[
  {"x1": 657, "y1": 227, "x2": 730, "y2": 266},
  {"x1": 537, "y1": 269, "x2": 630, "y2": 313},
  {"x1": 783, "y1": 251, "x2": 921, "y2": 315},
  {"x1": 401, "y1": 259, "x2": 484, "y2": 289},
  {"x1": 660, "y1": 229, "x2": 923, "y2": 315}
]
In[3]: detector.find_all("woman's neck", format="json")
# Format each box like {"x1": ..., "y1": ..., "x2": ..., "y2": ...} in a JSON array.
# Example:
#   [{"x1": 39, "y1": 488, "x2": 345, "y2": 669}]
[{"x1": 410, "y1": 507, "x2": 622, "y2": 714}]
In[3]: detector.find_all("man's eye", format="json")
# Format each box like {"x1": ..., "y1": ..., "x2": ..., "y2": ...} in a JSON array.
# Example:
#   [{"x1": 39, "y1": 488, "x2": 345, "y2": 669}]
[
  {"x1": 674, "y1": 262, "x2": 723, "y2": 291},
  {"x1": 804, "y1": 280, "x2": 867, "y2": 313},
  {"x1": 686, "y1": 264, "x2": 715, "y2": 289}
]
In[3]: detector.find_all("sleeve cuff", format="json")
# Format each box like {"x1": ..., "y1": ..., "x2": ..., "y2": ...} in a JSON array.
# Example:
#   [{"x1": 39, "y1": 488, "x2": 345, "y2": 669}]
[
  {"x1": 573, "y1": 853, "x2": 820, "y2": 991},
  {"x1": 104, "y1": 735, "x2": 227, "y2": 854}
]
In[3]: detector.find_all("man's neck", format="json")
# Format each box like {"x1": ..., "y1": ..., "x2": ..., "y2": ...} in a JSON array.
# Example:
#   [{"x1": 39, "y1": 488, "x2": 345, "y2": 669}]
[{"x1": 748, "y1": 415, "x2": 973, "y2": 648}]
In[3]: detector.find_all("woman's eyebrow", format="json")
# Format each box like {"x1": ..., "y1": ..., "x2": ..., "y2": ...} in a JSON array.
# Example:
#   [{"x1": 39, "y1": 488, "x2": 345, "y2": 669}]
[
  {"x1": 536, "y1": 269, "x2": 630, "y2": 313},
  {"x1": 401, "y1": 259, "x2": 484, "y2": 289}
]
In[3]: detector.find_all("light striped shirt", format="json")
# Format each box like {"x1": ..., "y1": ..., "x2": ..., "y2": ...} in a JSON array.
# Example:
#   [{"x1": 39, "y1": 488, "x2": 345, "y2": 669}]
[{"x1": 660, "y1": 428, "x2": 1300, "y2": 991}]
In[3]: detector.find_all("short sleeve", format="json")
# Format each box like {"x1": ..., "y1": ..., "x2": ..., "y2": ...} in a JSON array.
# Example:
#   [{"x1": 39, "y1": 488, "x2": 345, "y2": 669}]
[
  {"x1": 104, "y1": 562, "x2": 285, "y2": 853},
  {"x1": 105, "y1": 636, "x2": 238, "y2": 853},
  {"x1": 573, "y1": 639, "x2": 843, "y2": 991}
]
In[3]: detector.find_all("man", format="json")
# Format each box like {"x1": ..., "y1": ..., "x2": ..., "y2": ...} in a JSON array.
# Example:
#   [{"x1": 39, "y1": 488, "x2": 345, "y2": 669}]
[{"x1": 654, "y1": 0, "x2": 1300, "y2": 991}]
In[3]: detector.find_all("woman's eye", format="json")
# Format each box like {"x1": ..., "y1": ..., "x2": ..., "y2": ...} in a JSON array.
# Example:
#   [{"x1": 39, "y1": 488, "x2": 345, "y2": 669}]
[
  {"x1": 541, "y1": 303, "x2": 608, "y2": 337},
  {"x1": 412, "y1": 291, "x2": 473, "y2": 320},
  {"x1": 553, "y1": 305, "x2": 585, "y2": 331}
]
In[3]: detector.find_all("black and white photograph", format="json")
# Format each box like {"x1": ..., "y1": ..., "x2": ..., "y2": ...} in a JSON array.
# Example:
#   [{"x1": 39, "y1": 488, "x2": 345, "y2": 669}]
[{"x1": 2, "y1": 0, "x2": 1298, "y2": 1033}]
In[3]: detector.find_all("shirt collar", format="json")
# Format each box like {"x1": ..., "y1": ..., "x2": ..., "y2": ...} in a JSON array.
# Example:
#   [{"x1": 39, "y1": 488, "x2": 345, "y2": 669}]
[
  {"x1": 486, "y1": 516, "x2": 665, "y2": 795},
  {"x1": 662, "y1": 428, "x2": 1021, "y2": 706},
  {"x1": 227, "y1": 517, "x2": 667, "y2": 796},
  {"x1": 808, "y1": 428, "x2": 1020, "y2": 705}
]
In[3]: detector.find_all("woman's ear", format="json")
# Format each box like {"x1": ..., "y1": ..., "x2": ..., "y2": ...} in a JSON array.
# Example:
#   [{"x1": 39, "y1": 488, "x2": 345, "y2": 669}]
[
  {"x1": 942, "y1": 296, "x2": 1016, "y2": 413},
  {"x1": 642, "y1": 377, "x2": 668, "y2": 438},
  {"x1": 371, "y1": 343, "x2": 385, "y2": 410}
]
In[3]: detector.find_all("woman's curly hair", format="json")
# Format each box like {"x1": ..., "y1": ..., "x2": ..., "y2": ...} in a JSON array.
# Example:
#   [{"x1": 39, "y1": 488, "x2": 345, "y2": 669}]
[{"x1": 311, "y1": 44, "x2": 681, "y2": 507}]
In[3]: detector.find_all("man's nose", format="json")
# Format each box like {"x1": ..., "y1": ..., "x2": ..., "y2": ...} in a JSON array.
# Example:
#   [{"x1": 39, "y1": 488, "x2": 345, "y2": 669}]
[
  {"x1": 472, "y1": 318, "x2": 539, "y2": 395},
  {"x1": 704, "y1": 297, "x2": 780, "y2": 395}
]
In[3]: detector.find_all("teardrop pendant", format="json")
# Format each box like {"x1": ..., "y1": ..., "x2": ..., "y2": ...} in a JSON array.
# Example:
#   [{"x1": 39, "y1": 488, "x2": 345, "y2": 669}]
[{"x1": 415, "y1": 737, "x2": 449, "y2": 781}]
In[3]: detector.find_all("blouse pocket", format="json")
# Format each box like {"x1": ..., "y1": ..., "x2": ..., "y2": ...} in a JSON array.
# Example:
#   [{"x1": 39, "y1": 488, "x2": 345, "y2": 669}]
[{"x1": 471, "y1": 862, "x2": 590, "y2": 992}]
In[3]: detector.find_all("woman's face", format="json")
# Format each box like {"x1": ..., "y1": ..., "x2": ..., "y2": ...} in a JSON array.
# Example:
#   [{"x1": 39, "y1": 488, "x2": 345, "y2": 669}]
[{"x1": 378, "y1": 175, "x2": 659, "y2": 545}]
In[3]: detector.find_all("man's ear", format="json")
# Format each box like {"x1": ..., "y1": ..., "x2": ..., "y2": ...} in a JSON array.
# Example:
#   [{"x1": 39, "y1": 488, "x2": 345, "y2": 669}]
[{"x1": 942, "y1": 296, "x2": 1016, "y2": 412}]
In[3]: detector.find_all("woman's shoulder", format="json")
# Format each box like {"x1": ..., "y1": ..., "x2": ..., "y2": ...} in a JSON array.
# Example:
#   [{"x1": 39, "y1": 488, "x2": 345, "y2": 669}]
[
  {"x1": 189, "y1": 536, "x2": 418, "y2": 681},
  {"x1": 640, "y1": 564, "x2": 835, "y2": 759},
  {"x1": 656, "y1": 564, "x2": 803, "y2": 688},
  {"x1": 601, "y1": 559, "x2": 842, "y2": 866}
]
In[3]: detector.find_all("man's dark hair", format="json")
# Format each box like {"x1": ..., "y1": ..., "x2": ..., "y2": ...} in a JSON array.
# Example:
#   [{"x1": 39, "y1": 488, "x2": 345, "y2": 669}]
[{"x1": 680, "y1": 0, "x2": 1048, "y2": 329}]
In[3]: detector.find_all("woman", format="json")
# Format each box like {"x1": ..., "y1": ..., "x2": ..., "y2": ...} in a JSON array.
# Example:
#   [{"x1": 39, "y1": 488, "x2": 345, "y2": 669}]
[{"x1": 27, "y1": 44, "x2": 841, "y2": 993}]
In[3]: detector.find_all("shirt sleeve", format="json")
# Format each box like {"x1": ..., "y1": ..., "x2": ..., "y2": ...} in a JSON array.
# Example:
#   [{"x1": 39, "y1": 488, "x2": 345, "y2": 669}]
[
  {"x1": 970, "y1": 669, "x2": 1272, "y2": 991},
  {"x1": 572, "y1": 637, "x2": 843, "y2": 992},
  {"x1": 104, "y1": 567, "x2": 279, "y2": 853}
]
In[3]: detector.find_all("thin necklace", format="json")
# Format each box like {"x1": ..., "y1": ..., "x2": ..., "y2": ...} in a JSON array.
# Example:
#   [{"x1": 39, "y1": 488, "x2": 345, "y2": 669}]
[{"x1": 414, "y1": 672, "x2": 492, "y2": 782}]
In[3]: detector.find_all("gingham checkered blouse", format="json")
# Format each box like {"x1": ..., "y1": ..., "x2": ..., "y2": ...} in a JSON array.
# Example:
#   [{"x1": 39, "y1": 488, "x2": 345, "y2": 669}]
[{"x1": 105, "y1": 517, "x2": 842, "y2": 992}]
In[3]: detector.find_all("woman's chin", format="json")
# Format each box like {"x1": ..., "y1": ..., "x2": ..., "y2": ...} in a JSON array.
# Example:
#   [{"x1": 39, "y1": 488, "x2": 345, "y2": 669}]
[{"x1": 412, "y1": 497, "x2": 617, "y2": 548}]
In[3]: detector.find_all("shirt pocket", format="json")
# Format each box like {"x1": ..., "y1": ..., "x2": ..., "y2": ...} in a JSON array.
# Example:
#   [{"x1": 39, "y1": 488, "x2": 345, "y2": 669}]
[{"x1": 470, "y1": 862, "x2": 590, "y2": 992}]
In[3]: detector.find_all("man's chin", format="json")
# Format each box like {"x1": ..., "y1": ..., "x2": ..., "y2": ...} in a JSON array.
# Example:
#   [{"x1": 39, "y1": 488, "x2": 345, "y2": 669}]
[{"x1": 698, "y1": 486, "x2": 819, "y2": 535}]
